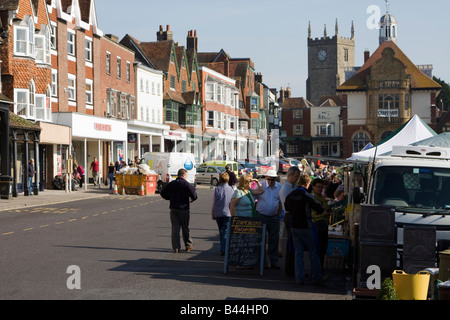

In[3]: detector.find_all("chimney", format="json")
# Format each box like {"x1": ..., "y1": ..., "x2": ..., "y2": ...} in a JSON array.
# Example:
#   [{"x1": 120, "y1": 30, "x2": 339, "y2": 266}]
[
  {"x1": 285, "y1": 87, "x2": 291, "y2": 99},
  {"x1": 364, "y1": 50, "x2": 370, "y2": 63},
  {"x1": 187, "y1": 30, "x2": 198, "y2": 52},
  {"x1": 255, "y1": 73, "x2": 263, "y2": 84},
  {"x1": 157, "y1": 25, "x2": 173, "y2": 41},
  {"x1": 279, "y1": 87, "x2": 285, "y2": 103}
]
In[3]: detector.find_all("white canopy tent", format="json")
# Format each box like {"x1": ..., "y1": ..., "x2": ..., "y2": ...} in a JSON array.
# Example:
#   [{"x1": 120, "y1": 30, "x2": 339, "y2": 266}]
[{"x1": 348, "y1": 115, "x2": 437, "y2": 161}]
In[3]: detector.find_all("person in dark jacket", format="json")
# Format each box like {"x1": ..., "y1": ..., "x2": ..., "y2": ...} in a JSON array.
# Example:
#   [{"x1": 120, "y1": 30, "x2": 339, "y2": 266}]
[
  {"x1": 160, "y1": 169, "x2": 198, "y2": 253},
  {"x1": 284, "y1": 174, "x2": 327, "y2": 285}
]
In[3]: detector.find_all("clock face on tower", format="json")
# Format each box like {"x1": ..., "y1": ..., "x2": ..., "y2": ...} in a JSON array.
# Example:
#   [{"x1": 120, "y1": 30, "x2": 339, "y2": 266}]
[{"x1": 317, "y1": 50, "x2": 327, "y2": 62}]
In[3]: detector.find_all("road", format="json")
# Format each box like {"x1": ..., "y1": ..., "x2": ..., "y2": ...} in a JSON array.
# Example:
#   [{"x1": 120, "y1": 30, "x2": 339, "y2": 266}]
[{"x1": 0, "y1": 184, "x2": 351, "y2": 301}]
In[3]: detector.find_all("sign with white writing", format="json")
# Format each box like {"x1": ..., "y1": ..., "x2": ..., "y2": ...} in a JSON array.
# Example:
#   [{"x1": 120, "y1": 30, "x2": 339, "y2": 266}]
[
  {"x1": 224, "y1": 216, "x2": 266, "y2": 275},
  {"x1": 377, "y1": 109, "x2": 399, "y2": 118}
]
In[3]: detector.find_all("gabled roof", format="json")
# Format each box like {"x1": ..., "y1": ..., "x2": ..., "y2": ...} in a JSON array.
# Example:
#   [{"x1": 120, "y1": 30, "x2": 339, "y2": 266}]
[
  {"x1": 282, "y1": 97, "x2": 314, "y2": 109},
  {"x1": 338, "y1": 41, "x2": 441, "y2": 92}
]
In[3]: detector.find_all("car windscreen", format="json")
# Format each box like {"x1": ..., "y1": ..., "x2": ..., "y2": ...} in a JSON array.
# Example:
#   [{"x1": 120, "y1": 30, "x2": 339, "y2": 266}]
[{"x1": 370, "y1": 165, "x2": 450, "y2": 209}]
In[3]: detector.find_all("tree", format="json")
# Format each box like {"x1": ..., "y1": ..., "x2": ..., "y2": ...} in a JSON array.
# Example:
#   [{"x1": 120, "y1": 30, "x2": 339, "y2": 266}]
[{"x1": 433, "y1": 77, "x2": 450, "y2": 111}]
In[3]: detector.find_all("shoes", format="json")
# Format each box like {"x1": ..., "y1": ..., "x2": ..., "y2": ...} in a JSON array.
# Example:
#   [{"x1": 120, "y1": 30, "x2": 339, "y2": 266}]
[{"x1": 186, "y1": 246, "x2": 194, "y2": 252}]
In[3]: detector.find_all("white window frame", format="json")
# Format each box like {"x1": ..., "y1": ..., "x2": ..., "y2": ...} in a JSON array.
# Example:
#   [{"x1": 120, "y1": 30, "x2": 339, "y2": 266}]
[
  {"x1": 206, "y1": 110, "x2": 214, "y2": 128},
  {"x1": 28, "y1": 19, "x2": 35, "y2": 57},
  {"x1": 117, "y1": 57, "x2": 121, "y2": 79},
  {"x1": 85, "y1": 38, "x2": 92, "y2": 62},
  {"x1": 51, "y1": 70, "x2": 58, "y2": 97},
  {"x1": 14, "y1": 26, "x2": 28, "y2": 56},
  {"x1": 206, "y1": 83, "x2": 214, "y2": 101},
  {"x1": 67, "y1": 31, "x2": 75, "y2": 56},
  {"x1": 68, "y1": 74, "x2": 76, "y2": 101},
  {"x1": 15, "y1": 89, "x2": 28, "y2": 116},
  {"x1": 85, "y1": 79, "x2": 93, "y2": 105}
]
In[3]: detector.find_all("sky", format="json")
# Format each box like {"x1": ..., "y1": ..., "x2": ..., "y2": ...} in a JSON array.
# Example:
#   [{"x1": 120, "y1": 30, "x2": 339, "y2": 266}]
[{"x1": 95, "y1": 0, "x2": 450, "y2": 98}]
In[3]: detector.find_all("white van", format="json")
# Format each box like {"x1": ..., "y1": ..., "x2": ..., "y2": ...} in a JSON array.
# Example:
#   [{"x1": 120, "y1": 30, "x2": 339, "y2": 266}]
[{"x1": 141, "y1": 152, "x2": 196, "y2": 192}]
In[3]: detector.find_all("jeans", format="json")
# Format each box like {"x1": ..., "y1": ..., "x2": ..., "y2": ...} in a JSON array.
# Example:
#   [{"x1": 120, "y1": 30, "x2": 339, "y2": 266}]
[
  {"x1": 256, "y1": 213, "x2": 280, "y2": 266},
  {"x1": 215, "y1": 216, "x2": 231, "y2": 254},
  {"x1": 107, "y1": 173, "x2": 115, "y2": 189},
  {"x1": 28, "y1": 177, "x2": 33, "y2": 195},
  {"x1": 170, "y1": 209, "x2": 193, "y2": 251},
  {"x1": 291, "y1": 227, "x2": 323, "y2": 283}
]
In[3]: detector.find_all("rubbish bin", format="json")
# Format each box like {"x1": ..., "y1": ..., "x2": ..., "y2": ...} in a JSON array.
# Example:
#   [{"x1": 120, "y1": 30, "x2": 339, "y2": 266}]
[{"x1": 0, "y1": 175, "x2": 12, "y2": 200}]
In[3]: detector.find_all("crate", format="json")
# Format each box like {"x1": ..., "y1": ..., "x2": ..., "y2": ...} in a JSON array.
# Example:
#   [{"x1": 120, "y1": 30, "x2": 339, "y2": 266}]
[{"x1": 324, "y1": 256, "x2": 346, "y2": 270}]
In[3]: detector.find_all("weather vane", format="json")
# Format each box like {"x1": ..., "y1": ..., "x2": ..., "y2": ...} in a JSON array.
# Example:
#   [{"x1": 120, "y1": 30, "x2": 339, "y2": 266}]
[{"x1": 385, "y1": 0, "x2": 390, "y2": 13}]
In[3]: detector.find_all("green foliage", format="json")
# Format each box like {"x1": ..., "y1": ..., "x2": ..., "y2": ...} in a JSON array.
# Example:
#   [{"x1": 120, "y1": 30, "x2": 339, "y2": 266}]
[
  {"x1": 433, "y1": 77, "x2": 450, "y2": 111},
  {"x1": 376, "y1": 277, "x2": 399, "y2": 300}
]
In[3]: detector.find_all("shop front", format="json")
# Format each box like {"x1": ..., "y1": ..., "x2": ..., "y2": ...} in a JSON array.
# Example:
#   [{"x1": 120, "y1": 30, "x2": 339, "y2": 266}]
[
  {"x1": 127, "y1": 119, "x2": 169, "y2": 161},
  {"x1": 55, "y1": 112, "x2": 127, "y2": 189}
]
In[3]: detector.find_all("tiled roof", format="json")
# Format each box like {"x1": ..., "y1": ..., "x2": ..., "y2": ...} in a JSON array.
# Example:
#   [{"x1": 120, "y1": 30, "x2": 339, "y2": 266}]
[
  {"x1": 338, "y1": 41, "x2": 441, "y2": 91},
  {"x1": 282, "y1": 97, "x2": 314, "y2": 109}
]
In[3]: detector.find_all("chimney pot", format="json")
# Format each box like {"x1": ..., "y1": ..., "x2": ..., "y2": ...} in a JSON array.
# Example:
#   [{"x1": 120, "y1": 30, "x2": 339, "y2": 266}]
[{"x1": 167, "y1": 25, "x2": 170, "y2": 31}]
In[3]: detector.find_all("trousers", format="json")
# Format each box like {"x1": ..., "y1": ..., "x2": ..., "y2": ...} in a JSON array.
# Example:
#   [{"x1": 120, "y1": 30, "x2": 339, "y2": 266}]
[{"x1": 170, "y1": 209, "x2": 193, "y2": 251}]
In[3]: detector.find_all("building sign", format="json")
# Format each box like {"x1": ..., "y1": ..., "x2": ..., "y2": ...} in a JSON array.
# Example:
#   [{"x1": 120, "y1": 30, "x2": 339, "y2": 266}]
[
  {"x1": 94, "y1": 123, "x2": 112, "y2": 132},
  {"x1": 128, "y1": 133, "x2": 137, "y2": 143},
  {"x1": 377, "y1": 109, "x2": 399, "y2": 118}
]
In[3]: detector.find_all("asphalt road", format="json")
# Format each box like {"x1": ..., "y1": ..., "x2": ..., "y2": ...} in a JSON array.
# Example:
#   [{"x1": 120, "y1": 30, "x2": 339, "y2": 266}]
[{"x1": 0, "y1": 184, "x2": 351, "y2": 301}]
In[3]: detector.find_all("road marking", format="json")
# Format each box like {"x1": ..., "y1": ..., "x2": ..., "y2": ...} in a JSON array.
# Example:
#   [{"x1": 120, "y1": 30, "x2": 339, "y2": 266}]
[
  {"x1": 55, "y1": 221, "x2": 64, "y2": 225},
  {"x1": 82, "y1": 216, "x2": 88, "y2": 219},
  {"x1": 69, "y1": 219, "x2": 77, "y2": 222},
  {"x1": 23, "y1": 228, "x2": 34, "y2": 231},
  {"x1": 40, "y1": 224, "x2": 50, "y2": 228},
  {"x1": 2, "y1": 232, "x2": 14, "y2": 236}
]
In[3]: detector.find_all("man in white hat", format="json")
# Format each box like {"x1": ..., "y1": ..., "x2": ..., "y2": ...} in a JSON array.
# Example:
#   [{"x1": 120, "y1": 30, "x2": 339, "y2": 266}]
[{"x1": 255, "y1": 169, "x2": 282, "y2": 269}]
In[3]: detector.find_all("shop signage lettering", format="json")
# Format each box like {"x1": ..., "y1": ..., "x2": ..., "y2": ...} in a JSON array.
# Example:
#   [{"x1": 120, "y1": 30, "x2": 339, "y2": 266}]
[{"x1": 94, "y1": 123, "x2": 112, "y2": 132}]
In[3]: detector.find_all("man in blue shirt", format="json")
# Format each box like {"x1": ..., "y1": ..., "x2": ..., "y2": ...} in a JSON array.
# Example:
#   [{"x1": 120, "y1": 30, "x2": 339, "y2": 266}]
[
  {"x1": 255, "y1": 170, "x2": 282, "y2": 269},
  {"x1": 161, "y1": 169, "x2": 198, "y2": 253}
]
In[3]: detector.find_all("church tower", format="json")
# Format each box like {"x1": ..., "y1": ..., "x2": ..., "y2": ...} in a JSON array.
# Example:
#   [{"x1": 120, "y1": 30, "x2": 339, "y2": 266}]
[
  {"x1": 307, "y1": 20, "x2": 355, "y2": 106},
  {"x1": 379, "y1": 0, "x2": 398, "y2": 45}
]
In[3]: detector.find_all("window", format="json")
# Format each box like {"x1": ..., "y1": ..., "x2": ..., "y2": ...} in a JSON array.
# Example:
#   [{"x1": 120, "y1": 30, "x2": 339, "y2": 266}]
[
  {"x1": 35, "y1": 35, "x2": 45, "y2": 62},
  {"x1": 170, "y1": 75, "x2": 176, "y2": 90},
  {"x1": 216, "y1": 85, "x2": 222, "y2": 103},
  {"x1": 85, "y1": 39, "x2": 92, "y2": 62},
  {"x1": 68, "y1": 75, "x2": 76, "y2": 101},
  {"x1": 28, "y1": 20, "x2": 34, "y2": 56},
  {"x1": 353, "y1": 132, "x2": 370, "y2": 153},
  {"x1": 165, "y1": 101, "x2": 179, "y2": 123},
  {"x1": 293, "y1": 109, "x2": 303, "y2": 119},
  {"x1": 293, "y1": 125, "x2": 303, "y2": 135},
  {"x1": 85, "y1": 80, "x2": 93, "y2": 105},
  {"x1": 182, "y1": 80, "x2": 187, "y2": 93},
  {"x1": 152, "y1": 82, "x2": 155, "y2": 95},
  {"x1": 106, "y1": 52, "x2": 111, "y2": 74},
  {"x1": 35, "y1": 89, "x2": 51, "y2": 122},
  {"x1": 51, "y1": 70, "x2": 58, "y2": 97},
  {"x1": 316, "y1": 124, "x2": 334, "y2": 136},
  {"x1": 344, "y1": 48, "x2": 349, "y2": 62},
  {"x1": 206, "y1": 111, "x2": 214, "y2": 127},
  {"x1": 15, "y1": 90, "x2": 28, "y2": 116},
  {"x1": 14, "y1": 27, "x2": 28, "y2": 55},
  {"x1": 34, "y1": 27, "x2": 50, "y2": 64},
  {"x1": 250, "y1": 97, "x2": 258, "y2": 111},
  {"x1": 117, "y1": 57, "x2": 121, "y2": 78},
  {"x1": 67, "y1": 32, "x2": 75, "y2": 55},
  {"x1": 126, "y1": 62, "x2": 131, "y2": 82},
  {"x1": 50, "y1": 25, "x2": 57, "y2": 49},
  {"x1": 29, "y1": 81, "x2": 35, "y2": 118},
  {"x1": 206, "y1": 83, "x2": 214, "y2": 100},
  {"x1": 140, "y1": 79, "x2": 144, "y2": 92},
  {"x1": 107, "y1": 89, "x2": 117, "y2": 117}
]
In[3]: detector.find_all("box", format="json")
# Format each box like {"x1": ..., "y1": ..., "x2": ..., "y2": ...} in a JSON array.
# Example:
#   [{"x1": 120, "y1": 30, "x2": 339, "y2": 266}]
[{"x1": 326, "y1": 238, "x2": 350, "y2": 257}]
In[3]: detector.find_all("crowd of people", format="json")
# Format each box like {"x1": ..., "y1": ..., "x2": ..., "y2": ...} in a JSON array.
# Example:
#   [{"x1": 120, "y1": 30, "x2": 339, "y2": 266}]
[{"x1": 160, "y1": 161, "x2": 346, "y2": 286}]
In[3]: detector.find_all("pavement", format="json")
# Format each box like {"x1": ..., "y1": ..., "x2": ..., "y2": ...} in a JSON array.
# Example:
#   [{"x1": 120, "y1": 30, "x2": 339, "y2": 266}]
[{"x1": 0, "y1": 185, "x2": 118, "y2": 212}]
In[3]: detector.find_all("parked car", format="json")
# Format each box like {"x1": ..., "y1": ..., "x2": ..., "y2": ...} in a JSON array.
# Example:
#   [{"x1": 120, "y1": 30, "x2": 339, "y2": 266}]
[
  {"x1": 256, "y1": 160, "x2": 276, "y2": 176},
  {"x1": 238, "y1": 161, "x2": 260, "y2": 178},
  {"x1": 277, "y1": 159, "x2": 292, "y2": 174},
  {"x1": 196, "y1": 165, "x2": 225, "y2": 186},
  {"x1": 203, "y1": 160, "x2": 239, "y2": 178},
  {"x1": 285, "y1": 158, "x2": 303, "y2": 171}
]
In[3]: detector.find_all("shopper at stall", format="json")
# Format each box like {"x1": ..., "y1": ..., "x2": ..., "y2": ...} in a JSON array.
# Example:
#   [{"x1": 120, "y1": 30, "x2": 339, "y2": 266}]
[
  {"x1": 311, "y1": 178, "x2": 330, "y2": 271},
  {"x1": 90, "y1": 157, "x2": 99, "y2": 186},
  {"x1": 284, "y1": 174, "x2": 327, "y2": 285},
  {"x1": 211, "y1": 172, "x2": 234, "y2": 255}
]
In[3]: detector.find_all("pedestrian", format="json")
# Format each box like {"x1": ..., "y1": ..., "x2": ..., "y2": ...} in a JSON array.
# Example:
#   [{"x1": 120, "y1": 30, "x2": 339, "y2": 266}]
[
  {"x1": 255, "y1": 170, "x2": 282, "y2": 270},
  {"x1": 107, "y1": 162, "x2": 115, "y2": 190},
  {"x1": 230, "y1": 174, "x2": 263, "y2": 217},
  {"x1": 311, "y1": 178, "x2": 330, "y2": 271},
  {"x1": 90, "y1": 157, "x2": 99, "y2": 186},
  {"x1": 160, "y1": 168, "x2": 198, "y2": 253},
  {"x1": 74, "y1": 163, "x2": 85, "y2": 188},
  {"x1": 279, "y1": 166, "x2": 301, "y2": 276},
  {"x1": 284, "y1": 174, "x2": 327, "y2": 285},
  {"x1": 225, "y1": 165, "x2": 237, "y2": 188},
  {"x1": 211, "y1": 172, "x2": 234, "y2": 255},
  {"x1": 28, "y1": 158, "x2": 35, "y2": 195}
]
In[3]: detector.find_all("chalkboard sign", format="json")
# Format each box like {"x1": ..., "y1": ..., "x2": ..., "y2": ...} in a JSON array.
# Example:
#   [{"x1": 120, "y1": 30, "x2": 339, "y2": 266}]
[{"x1": 224, "y1": 216, "x2": 266, "y2": 276}]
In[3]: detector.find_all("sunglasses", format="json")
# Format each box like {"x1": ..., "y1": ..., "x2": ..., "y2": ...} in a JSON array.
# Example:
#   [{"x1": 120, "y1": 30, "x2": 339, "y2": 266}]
[{"x1": 267, "y1": 178, "x2": 276, "y2": 182}]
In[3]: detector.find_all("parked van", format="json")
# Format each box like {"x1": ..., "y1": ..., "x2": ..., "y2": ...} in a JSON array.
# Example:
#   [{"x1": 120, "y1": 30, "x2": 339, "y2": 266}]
[
  {"x1": 203, "y1": 160, "x2": 239, "y2": 177},
  {"x1": 141, "y1": 152, "x2": 196, "y2": 192}
]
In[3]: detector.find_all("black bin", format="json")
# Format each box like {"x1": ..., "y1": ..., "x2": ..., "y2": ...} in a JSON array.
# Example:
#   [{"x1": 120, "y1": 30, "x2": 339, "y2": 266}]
[{"x1": 0, "y1": 175, "x2": 12, "y2": 200}]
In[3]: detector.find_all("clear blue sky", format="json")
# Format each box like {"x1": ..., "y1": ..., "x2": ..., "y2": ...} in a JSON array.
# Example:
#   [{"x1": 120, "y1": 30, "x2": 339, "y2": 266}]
[{"x1": 96, "y1": 0, "x2": 450, "y2": 98}]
